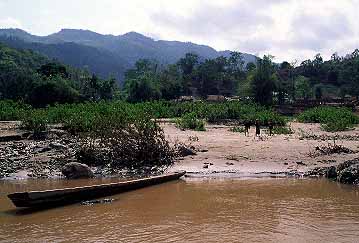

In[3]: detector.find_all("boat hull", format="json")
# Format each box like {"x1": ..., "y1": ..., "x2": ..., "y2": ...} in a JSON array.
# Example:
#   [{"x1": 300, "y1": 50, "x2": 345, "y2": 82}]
[{"x1": 8, "y1": 171, "x2": 186, "y2": 208}]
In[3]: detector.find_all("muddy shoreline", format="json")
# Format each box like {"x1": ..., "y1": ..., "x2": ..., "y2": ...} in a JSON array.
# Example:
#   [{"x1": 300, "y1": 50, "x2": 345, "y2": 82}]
[{"x1": 1, "y1": 121, "x2": 359, "y2": 182}]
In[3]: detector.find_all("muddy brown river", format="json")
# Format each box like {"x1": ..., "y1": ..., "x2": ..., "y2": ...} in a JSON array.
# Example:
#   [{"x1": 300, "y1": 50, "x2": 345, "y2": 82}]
[{"x1": 0, "y1": 178, "x2": 359, "y2": 243}]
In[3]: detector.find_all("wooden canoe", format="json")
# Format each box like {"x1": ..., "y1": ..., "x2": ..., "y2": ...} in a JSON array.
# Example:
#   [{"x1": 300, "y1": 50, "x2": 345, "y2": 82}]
[{"x1": 8, "y1": 171, "x2": 186, "y2": 208}]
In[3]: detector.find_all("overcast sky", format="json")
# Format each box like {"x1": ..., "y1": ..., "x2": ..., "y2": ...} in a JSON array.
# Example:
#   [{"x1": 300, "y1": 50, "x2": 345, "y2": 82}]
[{"x1": 0, "y1": 0, "x2": 358, "y2": 62}]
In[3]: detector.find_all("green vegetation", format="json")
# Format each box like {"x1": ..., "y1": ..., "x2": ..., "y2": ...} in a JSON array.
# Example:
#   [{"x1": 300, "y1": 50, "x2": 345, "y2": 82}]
[
  {"x1": 21, "y1": 109, "x2": 48, "y2": 137},
  {"x1": 176, "y1": 112, "x2": 206, "y2": 131},
  {"x1": 3, "y1": 39, "x2": 359, "y2": 108},
  {"x1": 0, "y1": 100, "x2": 286, "y2": 133},
  {"x1": 0, "y1": 100, "x2": 30, "y2": 121},
  {"x1": 297, "y1": 107, "x2": 359, "y2": 132},
  {"x1": 123, "y1": 49, "x2": 359, "y2": 106},
  {"x1": 295, "y1": 76, "x2": 312, "y2": 100},
  {"x1": 0, "y1": 42, "x2": 118, "y2": 107},
  {"x1": 250, "y1": 55, "x2": 276, "y2": 105}
]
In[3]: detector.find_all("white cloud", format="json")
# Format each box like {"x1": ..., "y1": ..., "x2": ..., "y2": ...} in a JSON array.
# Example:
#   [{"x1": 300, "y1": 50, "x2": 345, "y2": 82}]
[
  {"x1": 0, "y1": 17, "x2": 22, "y2": 29},
  {"x1": 0, "y1": 0, "x2": 357, "y2": 62}
]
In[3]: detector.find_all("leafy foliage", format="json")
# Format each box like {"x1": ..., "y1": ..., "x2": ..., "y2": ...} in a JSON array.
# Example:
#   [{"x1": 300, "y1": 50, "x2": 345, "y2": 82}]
[
  {"x1": 176, "y1": 112, "x2": 206, "y2": 131},
  {"x1": 297, "y1": 107, "x2": 359, "y2": 132},
  {"x1": 250, "y1": 55, "x2": 277, "y2": 105},
  {"x1": 0, "y1": 100, "x2": 286, "y2": 132},
  {"x1": 0, "y1": 42, "x2": 118, "y2": 107},
  {"x1": 295, "y1": 75, "x2": 312, "y2": 100},
  {"x1": 21, "y1": 109, "x2": 48, "y2": 136},
  {"x1": 0, "y1": 100, "x2": 30, "y2": 120}
]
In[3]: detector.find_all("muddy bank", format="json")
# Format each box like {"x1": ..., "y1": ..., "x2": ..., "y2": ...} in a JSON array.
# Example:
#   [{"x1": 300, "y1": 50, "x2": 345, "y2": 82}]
[{"x1": 1, "y1": 121, "x2": 359, "y2": 181}]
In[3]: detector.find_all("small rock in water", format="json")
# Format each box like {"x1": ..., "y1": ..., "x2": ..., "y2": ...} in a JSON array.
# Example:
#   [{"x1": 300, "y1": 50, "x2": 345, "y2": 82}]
[
  {"x1": 203, "y1": 164, "x2": 209, "y2": 169},
  {"x1": 226, "y1": 162, "x2": 234, "y2": 166},
  {"x1": 62, "y1": 162, "x2": 94, "y2": 179}
]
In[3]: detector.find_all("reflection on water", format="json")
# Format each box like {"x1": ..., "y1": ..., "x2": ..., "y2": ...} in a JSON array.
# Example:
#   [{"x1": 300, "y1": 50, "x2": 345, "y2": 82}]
[{"x1": 1, "y1": 178, "x2": 359, "y2": 243}]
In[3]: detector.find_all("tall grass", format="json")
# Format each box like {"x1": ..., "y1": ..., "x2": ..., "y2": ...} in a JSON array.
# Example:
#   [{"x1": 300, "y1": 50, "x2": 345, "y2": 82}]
[{"x1": 297, "y1": 106, "x2": 359, "y2": 132}]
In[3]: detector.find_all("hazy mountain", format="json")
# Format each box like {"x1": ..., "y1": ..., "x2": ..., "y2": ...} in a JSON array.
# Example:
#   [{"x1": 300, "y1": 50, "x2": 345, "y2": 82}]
[
  {"x1": 0, "y1": 28, "x2": 257, "y2": 83},
  {"x1": 0, "y1": 36, "x2": 127, "y2": 81}
]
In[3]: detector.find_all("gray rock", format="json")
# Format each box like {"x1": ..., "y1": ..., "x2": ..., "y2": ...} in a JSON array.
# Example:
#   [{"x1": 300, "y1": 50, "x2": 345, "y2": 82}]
[
  {"x1": 178, "y1": 145, "x2": 197, "y2": 157},
  {"x1": 34, "y1": 146, "x2": 52, "y2": 153},
  {"x1": 61, "y1": 162, "x2": 94, "y2": 179},
  {"x1": 49, "y1": 129, "x2": 68, "y2": 137},
  {"x1": 326, "y1": 166, "x2": 337, "y2": 179},
  {"x1": 337, "y1": 163, "x2": 359, "y2": 184},
  {"x1": 50, "y1": 142, "x2": 67, "y2": 150}
]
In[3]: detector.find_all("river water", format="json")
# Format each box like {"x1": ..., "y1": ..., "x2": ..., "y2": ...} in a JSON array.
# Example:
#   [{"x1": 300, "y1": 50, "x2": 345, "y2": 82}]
[{"x1": 0, "y1": 177, "x2": 359, "y2": 243}]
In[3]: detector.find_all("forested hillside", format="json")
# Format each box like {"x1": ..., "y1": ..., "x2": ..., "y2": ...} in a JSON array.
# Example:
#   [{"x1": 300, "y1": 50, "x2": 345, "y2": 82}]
[
  {"x1": 1, "y1": 32, "x2": 359, "y2": 107},
  {"x1": 0, "y1": 42, "x2": 117, "y2": 107},
  {"x1": 0, "y1": 28, "x2": 257, "y2": 83}
]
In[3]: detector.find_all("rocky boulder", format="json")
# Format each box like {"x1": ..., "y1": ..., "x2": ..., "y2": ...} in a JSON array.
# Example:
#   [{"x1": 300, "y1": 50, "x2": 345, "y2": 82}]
[
  {"x1": 61, "y1": 162, "x2": 94, "y2": 179},
  {"x1": 337, "y1": 160, "x2": 359, "y2": 184},
  {"x1": 177, "y1": 145, "x2": 197, "y2": 157},
  {"x1": 326, "y1": 166, "x2": 337, "y2": 179},
  {"x1": 306, "y1": 158, "x2": 359, "y2": 185}
]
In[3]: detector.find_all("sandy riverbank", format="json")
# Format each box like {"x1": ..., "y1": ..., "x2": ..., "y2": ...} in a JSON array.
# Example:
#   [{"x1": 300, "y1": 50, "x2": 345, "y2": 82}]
[
  {"x1": 1, "y1": 121, "x2": 359, "y2": 179},
  {"x1": 165, "y1": 122, "x2": 359, "y2": 176}
]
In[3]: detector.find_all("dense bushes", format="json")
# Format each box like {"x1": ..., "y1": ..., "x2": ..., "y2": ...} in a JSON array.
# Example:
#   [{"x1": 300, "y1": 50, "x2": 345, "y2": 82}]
[
  {"x1": 297, "y1": 107, "x2": 359, "y2": 132},
  {"x1": 176, "y1": 112, "x2": 206, "y2": 131},
  {"x1": 28, "y1": 77, "x2": 81, "y2": 107},
  {"x1": 0, "y1": 100, "x2": 30, "y2": 120}
]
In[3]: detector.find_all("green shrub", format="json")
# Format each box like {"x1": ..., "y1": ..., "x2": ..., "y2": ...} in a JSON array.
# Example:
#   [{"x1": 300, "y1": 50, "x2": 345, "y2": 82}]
[
  {"x1": 321, "y1": 120, "x2": 354, "y2": 132},
  {"x1": 0, "y1": 100, "x2": 31, "y2": 121},
  {"x1": 176, "y1": 112, "x2": 206, "y2": 131},
  {"x1": 21, "y1": 109, "x2": 48, "y2": 136},
  {"x1": 297, "y1": 107, "x2": 359, "y2": 132}
]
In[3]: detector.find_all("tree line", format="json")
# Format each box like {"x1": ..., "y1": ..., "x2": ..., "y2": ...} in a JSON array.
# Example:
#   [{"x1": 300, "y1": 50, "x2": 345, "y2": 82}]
[
  {"x1": 123, "y1": 49, "x2": 359, "y2": 105},
  {"x1": 1, "y1": 40, "x2": 359, "y2": 106}
]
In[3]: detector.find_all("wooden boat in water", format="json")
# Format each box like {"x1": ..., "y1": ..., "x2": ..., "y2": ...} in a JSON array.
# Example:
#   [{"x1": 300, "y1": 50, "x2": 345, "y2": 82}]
[{"x1": 8, "y1": 171, "x2": 186, "y2": 208}]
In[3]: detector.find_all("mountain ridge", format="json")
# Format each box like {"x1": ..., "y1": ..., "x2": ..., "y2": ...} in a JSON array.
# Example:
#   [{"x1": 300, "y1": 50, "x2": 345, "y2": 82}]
[{"x1": 0, "y1": 28, "x2": 257, "y2": 83}]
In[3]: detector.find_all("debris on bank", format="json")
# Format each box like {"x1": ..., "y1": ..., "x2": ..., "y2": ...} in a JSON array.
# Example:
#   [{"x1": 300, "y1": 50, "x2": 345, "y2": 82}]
[{"x1": 306, "y1": 158, "x2": 359, "y2": 185}]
